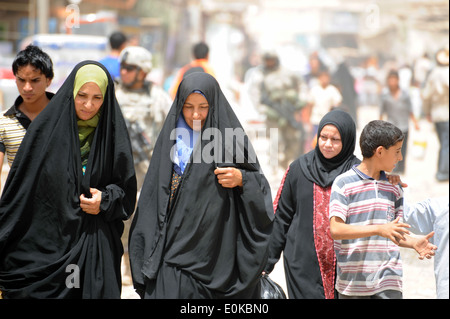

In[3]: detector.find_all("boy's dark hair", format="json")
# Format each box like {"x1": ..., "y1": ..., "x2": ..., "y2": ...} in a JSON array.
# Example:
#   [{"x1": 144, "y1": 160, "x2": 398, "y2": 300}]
[
  {"x1": 192, "y1": 42, "x2": 209, "y2": 59},
  {"x1": 360, "y1": 120, "x2": 404, "y2": 158},
  {"x1": 109, "y1": 31, "x2": 127, "y2": 50},
  {"x1": 386, "y1": 69, "x2": 399, "y2": 80},
  {"x1": 12, "y1": 44, "x2": 54, "y2": 80}
]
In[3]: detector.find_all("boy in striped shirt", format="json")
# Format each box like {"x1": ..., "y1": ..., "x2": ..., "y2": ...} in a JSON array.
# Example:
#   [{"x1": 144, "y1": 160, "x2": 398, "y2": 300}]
[{"x1": 329, "y1": 120, "x2": 437, "y2": 299}]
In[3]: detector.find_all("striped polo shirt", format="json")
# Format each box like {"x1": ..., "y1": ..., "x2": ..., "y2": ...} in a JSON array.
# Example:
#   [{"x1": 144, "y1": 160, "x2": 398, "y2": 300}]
[
  {"x1": 329, "y1": 165, "x2": 404, "y2": 296},
  {"x1": 0, "y1": 92, "x2": 53, "y2": 166}
]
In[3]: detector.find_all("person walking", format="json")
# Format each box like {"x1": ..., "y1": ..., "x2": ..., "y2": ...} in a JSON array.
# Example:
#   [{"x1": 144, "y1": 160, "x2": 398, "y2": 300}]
[
  {"x1": 115, "y1": 45, "x2": 172, "y2": 189},
  {"x1": 115, "y1": 45, "x2": 172, "y2": 286},
  {"x1": 169, "y1": 42, "x2": 215, "y2": 99},
  {"x1": 403, "y1": 196, "x2": 449, "y2": 299},
  {"x1": 379, "y1": 69, "x2": 419, "y2": 174},
  {"x1": 244, "y1": 51, "x2": 305, "y2": 170},
  {"x1": 422, "y1": 46, "x2": 449, "y2": 182},
  {"x1": 264, "y1": 110, "x2": 407, "y2": 299},
  {"x1": 0, "y1": 45, "x2": 54, "y2": 188},
  {"x1": 329, "y1": 120, "x2": 437, "y2": 299},
  {"x1": 99, "y1": 31, "x2": 128, "y2": 81},
  {"x1": 0, "y1": 61, "x2": 136, "y2": 298},
  {"x1": 264, "y1": 109, "x2": 360, "y2": 299},
  {"x1": 129, "y1": 72, "x2": 274, "y2": 299}
]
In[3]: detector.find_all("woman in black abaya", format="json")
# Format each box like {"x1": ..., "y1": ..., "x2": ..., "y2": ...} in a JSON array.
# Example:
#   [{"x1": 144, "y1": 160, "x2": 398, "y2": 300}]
[
  {"x1": 129, "y1": 72, "x2": 274, "y2": 299},
  {"x1": 264, "y1": 109, "x2": 405, "y2": 299},
  {"x1": 264, "y1": 109, "x2": 360, "y2": 299},
  {"x1": 0, "y1": 61, "x2": 136, "y2": 298}
]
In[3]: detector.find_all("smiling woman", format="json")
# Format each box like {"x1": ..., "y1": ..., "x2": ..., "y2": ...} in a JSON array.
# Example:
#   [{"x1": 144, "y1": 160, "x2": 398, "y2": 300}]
[
  {"x1": 264, "y1": 109, "x2": 360, "y2": 299},
  {"x1": 129, "y1": 72, "x2": 274, "y2": 299}
]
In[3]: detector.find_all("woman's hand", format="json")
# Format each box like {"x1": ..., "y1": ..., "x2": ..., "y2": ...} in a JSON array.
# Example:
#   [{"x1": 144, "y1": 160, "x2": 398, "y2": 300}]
[
  {"x1": 80, "y1": 188, "x2": 102, "y2": 215},
  {"x1": 386, "y1": 174, "x2": 408, "y2": 188},
  {"x1": 214, "y1": 167, "x2": 243, "y2": 188}
]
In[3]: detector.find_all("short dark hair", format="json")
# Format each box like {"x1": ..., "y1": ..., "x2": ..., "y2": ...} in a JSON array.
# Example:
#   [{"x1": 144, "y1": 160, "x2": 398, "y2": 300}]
[
  {"x1": 386, "y1": 69, "x2": 399, "y2": 80},
  {"x1": 12, "y1": 44, "x2": 54, "y2": 80},
  {"x1": 359, "y1": 120, "x2": 404, "y2": 158},
  {"x1": 192, "y1": 42, "x2": 209, "y2": 59},
  {"x1": 109, "y1": 31, "x2": 127, "y2": 50}
]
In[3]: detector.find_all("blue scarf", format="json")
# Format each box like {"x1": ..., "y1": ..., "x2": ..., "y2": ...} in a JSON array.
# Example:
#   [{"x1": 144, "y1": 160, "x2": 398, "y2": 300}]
[{"x1": 172, "y1": 114, "x2": 200, "y2": 175}]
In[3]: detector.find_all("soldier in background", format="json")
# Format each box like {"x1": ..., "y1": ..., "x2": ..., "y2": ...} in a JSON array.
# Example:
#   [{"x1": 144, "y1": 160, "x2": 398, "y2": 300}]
[
  {"x1": 116, "y1": 46, "x2": 172, "y2": 190},
  {"x1": 115, "y1": 46, "x2": 172, "y2": 287},
  {"x1": 246, "y1": 51, "x2": 306, "y2": 170}
]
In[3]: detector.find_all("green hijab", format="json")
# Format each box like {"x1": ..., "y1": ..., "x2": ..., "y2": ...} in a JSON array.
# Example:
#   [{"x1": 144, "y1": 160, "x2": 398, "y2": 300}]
[{"x1": 73, "y1": 64, "x2": 108, "y2": 169}]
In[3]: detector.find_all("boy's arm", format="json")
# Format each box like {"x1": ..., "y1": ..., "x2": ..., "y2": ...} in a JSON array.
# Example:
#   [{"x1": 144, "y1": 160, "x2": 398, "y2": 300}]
[{"x1": 330, "y1": 216, "x2": 411, "y2": 242}]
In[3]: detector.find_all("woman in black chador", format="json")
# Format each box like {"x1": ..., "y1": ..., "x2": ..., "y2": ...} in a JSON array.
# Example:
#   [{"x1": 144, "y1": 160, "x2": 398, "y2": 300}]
[
  {"x1": 0, "y1": 61, "x2": 136, "y2": 298},
  {"x1": 264, "y1": 109, "x2": 360, "y2": 299},
  {"x1": 129, "y1": 72, "x2": 274, "y2": 299}
]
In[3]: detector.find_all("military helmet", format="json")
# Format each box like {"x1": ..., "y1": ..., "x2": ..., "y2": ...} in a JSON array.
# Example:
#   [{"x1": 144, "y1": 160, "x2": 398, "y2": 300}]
[{"x1": 119, "y1": 46, "x2": 153, "y2": 73}]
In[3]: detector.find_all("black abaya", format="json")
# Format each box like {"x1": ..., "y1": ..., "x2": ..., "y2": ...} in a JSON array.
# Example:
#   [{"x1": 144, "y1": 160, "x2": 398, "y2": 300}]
[
  {"x1": 265, "y1": 109, "x2": 360, "y2": 299},
  {"x1": 0, "y1": 61, "x2": 137, "y2": 298},
  {"x1": 129, "y1": 72, "x2": 274, "y2": 299}
]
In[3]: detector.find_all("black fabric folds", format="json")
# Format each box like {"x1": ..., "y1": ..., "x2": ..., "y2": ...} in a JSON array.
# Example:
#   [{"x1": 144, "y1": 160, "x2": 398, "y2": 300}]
[
  {"x1": 0, "y1": 60, "x2": 137, "y2": 298},
  {"x1": 129, "y1": 72, "x2": 274, "y2": 298},
  {"x1": 299, "y1": 109, "x2": 359, "y2": 187}
]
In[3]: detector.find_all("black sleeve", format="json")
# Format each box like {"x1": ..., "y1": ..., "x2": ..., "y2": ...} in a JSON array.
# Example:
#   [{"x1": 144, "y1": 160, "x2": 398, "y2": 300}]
[{"x1": 264, "y1": 167, "x2": 296, "y2": 273}]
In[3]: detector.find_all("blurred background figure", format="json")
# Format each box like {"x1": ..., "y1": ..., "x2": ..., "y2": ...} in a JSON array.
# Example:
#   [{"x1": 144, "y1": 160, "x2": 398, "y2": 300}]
[
  {"x1": 422, "y1": 46, "x2": 449, "y2": 182},
  {"x1": 245, "y1": 50, "x2": 306, "y2": 170},
  {"x1": 99, "y1": 31, "x2": 128, "y2": 81},
  {"x1": 379, "y1": 69, "x2": 419, "y2": 174},
  {"x1": 115, "y1": 45, "x2": 172, "y2": 287},
  {"x1": 116, "y1": 45, "x2": 171, "y2": 190},
  {"x1": 304, "y1": 70, "x2": 342, "y2": 152},
  {"x1": 331, "y1": 61, "x2": 358, "y2": 125},
  {"x1": 169, "y1": 42, "x2": 215, "y2": 99}
]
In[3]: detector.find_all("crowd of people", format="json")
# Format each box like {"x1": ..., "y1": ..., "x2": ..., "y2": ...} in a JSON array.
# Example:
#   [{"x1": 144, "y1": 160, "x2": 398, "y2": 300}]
[{"x1": 0, "y1": 30, "x2": 448, "y2": 300}]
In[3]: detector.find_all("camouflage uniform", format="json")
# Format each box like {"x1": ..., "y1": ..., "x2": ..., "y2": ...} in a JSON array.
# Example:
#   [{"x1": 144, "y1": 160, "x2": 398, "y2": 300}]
[
  {"x1": 247, "y1": 56, "x2": 306, "y2": 170},
  {"x1": 115, "y1": 47, "x2": 172, "y2": 284},
  {"x1": 115, "y1": 81, "x2": 171, "y2": 189},
  {"x1": 116, "y1": 46, "x2": 172, "y2": 190}
]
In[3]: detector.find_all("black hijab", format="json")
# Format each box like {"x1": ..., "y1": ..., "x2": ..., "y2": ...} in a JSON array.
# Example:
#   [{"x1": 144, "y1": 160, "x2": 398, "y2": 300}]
[
  {"x1": 300, "y1": 109, "x2": 359, "y2": 187},
  {"x1": 0, "y1": 60, "x2": 136, "y2": 298},
  {"x1": 129, "y1": 72, "x2": 274, "y2": 298}
]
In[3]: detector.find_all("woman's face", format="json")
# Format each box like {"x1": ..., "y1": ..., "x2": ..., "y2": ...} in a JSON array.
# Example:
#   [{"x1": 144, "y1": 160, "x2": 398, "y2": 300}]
[
  {"x1": 182, "y1": 92, "x2": 209, "y2": 131},
  {"x1": 74, "y1": 82, "x2": 104, "y2": 120},
  {"x1": 318, "y1": 124, "x2": 343, "y2": 159}
]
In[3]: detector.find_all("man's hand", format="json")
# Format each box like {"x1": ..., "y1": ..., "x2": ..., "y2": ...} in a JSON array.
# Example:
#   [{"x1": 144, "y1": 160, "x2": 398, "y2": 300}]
[{"x1": 413, "y1": 231, "x2": 437, "y2": 260}]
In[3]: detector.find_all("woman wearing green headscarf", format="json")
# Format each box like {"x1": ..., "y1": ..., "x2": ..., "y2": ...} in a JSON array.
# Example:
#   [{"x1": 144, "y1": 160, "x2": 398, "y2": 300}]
[{"x1": 0, "y1": 61, "x2": 136, "y2": 298}]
